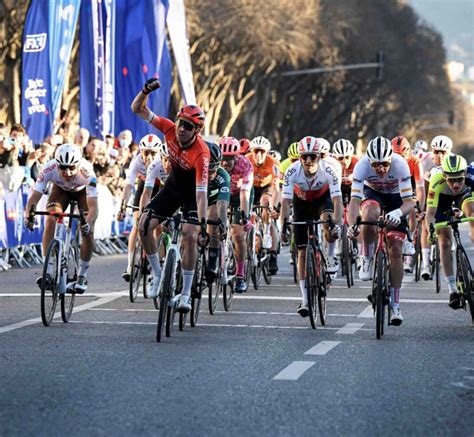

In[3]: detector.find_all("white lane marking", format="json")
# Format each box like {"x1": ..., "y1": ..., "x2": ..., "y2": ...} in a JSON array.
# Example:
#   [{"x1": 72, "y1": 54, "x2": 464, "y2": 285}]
[
  {"x1": 304, "y1": 341, "x2": 341, "y2": 355},
  {"x1": 0, "y1": 296, "x2": 120, "y2": 334},
  {"x1": 0, "y1": 291, "x2": 128, "y2": 298},
  {"x1": 336, "y1": 323, "x2": 365, "y2": 335},
  {"x1": 273, "y1": 361, "x2": 315, "y2": 381},
  {"x1": 357, "y1": 305, "x2": 374, "y2": 318}
]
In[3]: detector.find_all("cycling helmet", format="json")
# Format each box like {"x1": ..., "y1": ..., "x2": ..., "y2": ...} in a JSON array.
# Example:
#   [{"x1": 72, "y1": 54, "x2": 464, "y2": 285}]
[
  {"x1": 250, "y1": 136, "x2": 271, "y2": 151},
  {"x1": 55, "y1": 143, "x2": 82, "y2": 167},
  {"x1": 316, "y1": 138, "x2": 331, "y2": 156},
  {"x1": 441, "y1": 153, "x2": 467, "y2": 176},
  {"x1": 207, "y1": 142, "x2": 222, "y2": 170},
  {"x1": 366, "y1": 136, "x2": 393, "y2": 163},
  {"x1": 332, "y1": 139, "x2": 354, "y2": 157},
  {"x1": 219, "y1": 136, "x2": 240, "y2": 156},
  {"x1": 177, "y1": 105, "x2": 206, "y2": 129},
  {"x1": 414, "y1": 140, "x2": 428, "y2": 153},
  {"x1": 391, "y1": 136, "x2": 410, "y2": 155},
  {"x1": 287, "y1": 142, "x2": 300, "y2": 160},
  {"x1": 269, "y1": 150, "x2": 282, "y2": 162},
  {"x1": 298, "y1": 136, "x2": 319, "y2": 155},
  {"x1": 239, "y1": 138, "x2": 251, "y2": 155},
  {"x1": 139, "y1": 134, "x2": 161, "y2": 152},
  {"x1": 158, "y1": 141, "x2": 169, "y2": 158},
  {"x1": 431, "y1": 135, "x2": 453, "y2": 152}
]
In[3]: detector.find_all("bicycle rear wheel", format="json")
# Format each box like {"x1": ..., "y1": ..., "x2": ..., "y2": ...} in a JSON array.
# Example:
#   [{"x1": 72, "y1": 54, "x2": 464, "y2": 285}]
[
  {"x1": 434, "y1": 242, "x2": 440, "y2": 293},
  {"x1": 374, "y1": 250, "x2": 387, "y2": 339},
  {"x1": 129, "y1": 242, "x2": 142, "y2": 303},
  {"x1": 414, "y1": 225, "x2": 422, "y2": 282},
  {"x1": 342, "y1": 226, "x2": 351, "y2": 288},
  {"x1": 191, "y1": 251, "x2": 205, "y2": 327},
  {"x1": 262, "y1": 254, "x2": 272, "y2": 285},
  {"x1": 208, "y1": 246, "x2": 221, "y2": 315},
  {"x1": 156, "y1": 250, "x2": 176, "y2": 342},
  {"x1": 223, "y1": 241, "x2": 236, "y2": 311},
  {"x1": 61, "y1": 242, "x2": 78, "y2": 323},
  {"x1": 457, "y1": 247, "x2": 474, "y2": 322},
  {"x1": 41, "y1": 240, "x2": 60, "y2": 326},
  {"x1": 305, "y1": 245, "x2": 318, "y2": 329},
  {"x1": 154, "y1": 234, "x2": 168, "y2": 309}
]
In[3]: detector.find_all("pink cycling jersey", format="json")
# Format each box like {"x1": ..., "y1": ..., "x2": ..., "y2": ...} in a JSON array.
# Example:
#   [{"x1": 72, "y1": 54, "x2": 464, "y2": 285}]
[{"x1": 229, "y1": 155, "x2": 253, "y2": 196}]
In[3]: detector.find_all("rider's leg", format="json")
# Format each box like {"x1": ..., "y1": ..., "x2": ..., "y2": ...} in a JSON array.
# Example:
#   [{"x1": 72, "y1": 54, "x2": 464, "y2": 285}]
[
  {"x1": 206, "y1": 205, "x2": 219, "y2": 277},
  {"x1": 387, "y1": 232, "x2": 405, "y2": 324},
  {"x1": 359, "y1": 200, "x2": 380, "y2": 279},
  {"x1": 438, "y1": 227, "x2": 456, "y2": 292},
  {"x1": 180, "y1": 223, "x2": 199, "y2": 297}
]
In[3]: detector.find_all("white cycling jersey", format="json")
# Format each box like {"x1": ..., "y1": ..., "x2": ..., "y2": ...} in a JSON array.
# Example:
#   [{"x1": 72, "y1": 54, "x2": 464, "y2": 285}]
[
  {"x1": 323, "y1": 155, "x2": 342, "y2": 179},
  {"x1": 351, "y1": 154, "x2": 412, "y2": 199},
  {"x1": 144, "y1": 157, "x2": 169, "y2": 189},
  {"x1": 34, "y1": 158, "x2": 98, "y2": 197},
  {"x1": 126, "y1": 154, "x2": 148, "y2": 185},
  {"x1": 282, "y1": 160, "x2": 341, "y2": 201},
  {"x1": 420, "y1": 152, "x2": 443, "y2": 182}
]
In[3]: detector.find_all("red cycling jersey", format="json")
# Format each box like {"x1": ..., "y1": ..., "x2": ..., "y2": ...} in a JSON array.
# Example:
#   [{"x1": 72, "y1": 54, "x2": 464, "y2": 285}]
[
  {"x1": 405, "y1": 155, "x2": 424, "y2": 187},
  {"x1": 341, "y1": 156, "x2": 359, "y2": 185},
  {"x1": 150, "y1": 115, "x2": 210, "y2": 191}
]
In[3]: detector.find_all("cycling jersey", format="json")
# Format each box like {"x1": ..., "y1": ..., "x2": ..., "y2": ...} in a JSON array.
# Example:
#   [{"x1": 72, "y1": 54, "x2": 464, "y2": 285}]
[
  {"x1": 279, "y1": 158, "x2": 297, "y2": 184},
  {"x1": 228, "y1": 155, "x2": 253, "y2": 195},
  {"x1": 420, "y1": 152, "x2": 441, "y2": 182},
  {"x1": 323, "y1": 156, "x2": 342, "y2": 180},
  {"x1": 208, "y1": 167, "x2": 231, "y2": 206},
  {"x1": 126, "y1": 154, "x2": 148, "y2": 185},
  {"x1": 340, "y1": 156, "x2": 359, "y2": 185},
  {"x1": 144, "y1": 157, "x2": 169, "y2": 189},
  {"x1": 404, "y1": 155, "x2": 424, "y2": 188},
  {"x1": 246, "y1": 153, "x2": 279, "y2": 188},
  {"x1": 427, "y1": 167, "x2": 474, "y2": 209},
  {"x1": 351, "y1": 154, "x2": 412, "y2": 199},
  {"x1": 282, "y1": 160, "x2": 341, "y2": 201},
  {"x1": 149, "y1": 115, "x2": 210, "y2": 191},
  {"x1": 35, "y1": 158, "x2": 98, "y2": 197}
]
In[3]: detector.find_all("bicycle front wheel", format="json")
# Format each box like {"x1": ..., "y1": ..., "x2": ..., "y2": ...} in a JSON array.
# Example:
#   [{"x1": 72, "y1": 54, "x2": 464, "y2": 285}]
[
  {"x1": 191, "y1": 251, "x2": 205, "y2": 327},
  {"x1": 41, "y1": 240, "x2": 60, "y2": 326},
  {"x1": 61, "y1": 243, "x2": 78, "y2": 323},
  {"x1": 458, "y1": 247, "x2": 474, "y2": 322},
  {"x1": 318, "y1": 250, "x2": 328, "y2": 326},
  {"x1": 305, "y1": 245, "x2": 318, "y2": 329},
  {"x1": 374, "y1": 250, "x2": 388, "y2": 339},
  {"x1": 129, "y1": 242, "x2": 142, "y2": 303},
  {"x1": 156, "y1": 249, "x2": 176, "y2": 342}
]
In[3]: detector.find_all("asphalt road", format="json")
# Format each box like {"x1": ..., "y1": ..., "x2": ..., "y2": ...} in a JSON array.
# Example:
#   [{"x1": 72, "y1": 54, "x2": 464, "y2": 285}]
[{"x1": 1, "y1": 233, "x2": 474, "y2": 436}]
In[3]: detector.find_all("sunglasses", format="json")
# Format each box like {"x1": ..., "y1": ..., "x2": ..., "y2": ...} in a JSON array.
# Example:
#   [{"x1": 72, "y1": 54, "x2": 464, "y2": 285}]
[
  {"x1": 300, "y1": 153, "x2": 318, "y2": 161},
  {"x1": 177, "y1": 119, "x2": 196, "y2": 131},
  {"x1": 433, "y1": 150, "x2": 447, "y2": 155},
  {"x1": 59, "y1": 164, "x2": 77, "y2": 171},
  {"x1": 142, "y1": 150, "x2": 157, "y2": 157},
  {"x1": 253, "y1": 149, "x2": 267, "y2": 155},
  {"x1": 336, "y1": 156, "x2": 351, "y2": 161},
  {"x1": 446, "y1": 177, "x2": 464, "y2": 184},
  {"x1": 371, "y1": 161, "x2": 391, "y2": 168}
]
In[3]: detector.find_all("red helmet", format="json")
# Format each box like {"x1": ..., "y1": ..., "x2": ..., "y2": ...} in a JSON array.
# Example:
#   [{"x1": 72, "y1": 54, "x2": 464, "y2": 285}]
[
  {"x1": 219, "y1": 136, "x2": 240, "y2": 156},
  {"x1": 239, "y1": 138, "x2": 251, "y2": 155},
  {"x1": 177, "y1": 105, "x2": 205, "y2": 129},
  {"x1": 391, "y1": 136, "x2": 410, "y2": 155}
]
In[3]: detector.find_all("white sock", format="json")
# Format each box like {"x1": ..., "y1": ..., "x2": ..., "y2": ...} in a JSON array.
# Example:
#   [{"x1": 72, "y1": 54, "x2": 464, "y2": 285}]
[
  {"x1": 327, "y1": 241, "x2": 336, "y2": 257},
  {"x1": 299, "y1": 280, "x2": 307, "y2": 305},
  {"x1": 445, "y1": 275, "x2": 457, "y2": 293},
  {"x1": 78, "y1": 260, "x2": 90, "y2": 277},
  {"x1": 147, "y1": 253, "x2": 161, "y2": 276},
  {"x1": 422, "y1": 248, "x2": 431, "y2": 268},
  {"x1": 182, "y1": 270, "x2": 194, "y2": 297}
]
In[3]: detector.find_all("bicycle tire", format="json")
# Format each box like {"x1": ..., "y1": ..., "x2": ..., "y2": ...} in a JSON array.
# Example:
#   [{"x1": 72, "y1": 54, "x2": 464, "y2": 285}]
[
  {"x1": 348, "y1": 239, "x2": 354, "y2": 286},
  {"x1": 318, "y1": 250, "x2": 328, "y2": 326},
  {"x1": 262, "y1": 255, "x2": 272, "y2": 285},
  {"x1": 41, "y1": 240, "x2": 60, "y2": 326},
  {"x1": 342, "y1": 226, "x2": 351, "y2": 288},
  {"x1": 208, "y1": 246, "x2": 220, "y2": 315},
  {"x1": 156, "y1": 249, "x2": 176, "y2": 342},
  {"x1": 434, "y1": 242, "x2": 441, "y2": 293},
  {"x1": 375, "y1": 250, "x2": 387, "y2": 339},
  {"x1": 142, "y1": 252, "x2": 149, "y2": 300},
  {"x1": 61, "y1": 243, "x2": 78, "y2": 323},
  {"x1": 305, "y1": 244, "x2": 318, "y2": 329},
  {"x1": 223, "y1": 241, "x2": 236, "y2": 311},
  {"x1": 414, "y1": 225, "x2": 422, "y2": 282},
  {"x1": 458, "y1": 247, "x2": 474, "y2": 322},
  {"x1": 191, "y1": 251, "x2": 205, "y2": 327},
  {"x1": 129, "y1": 242, "x2": 142, "y2": 303},
  {"x1": 170, "y1": 260, "x2": 182, "y2": 335}
]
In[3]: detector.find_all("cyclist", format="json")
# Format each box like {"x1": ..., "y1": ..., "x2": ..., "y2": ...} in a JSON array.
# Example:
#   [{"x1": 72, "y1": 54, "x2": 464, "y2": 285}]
[
  {"x1": 280, "y1": 136, "x2": 342, "y2": 316},
  {"x1": 420, "y1": 135, "x2": 453, "y2": 280},
  {"x1": 347, "y1": 136, "x2": 415, "y2": 325},
  {"x1": 425, "y1": 154, "x2": 474, "y2": 309},
  {"x1": 25, "y1": 143, "x2": 98, "y2": 294},
  {"x1": 219, "y1": 136, "x2": 254, "y2": 292},
  {"x1": 205, "y1": 142, "x2": 231, "y2": 281},
  {"x1": 246, "y1": 136, "x2": 280, "y2": 274},
  {"x1": 269, "y1": 149, "x2": 282, "y2": 164},
  {"x1": 317, "y1": 137, "x2": 342, "y2": 179},
  {"x1": 391, "y1": 136, "x2": 425, "y2": 271},
  {"x1": 413, "y1": 139, "x2": 428, "y2": 161},
  {"x1": 131, "y1": 78, "x2": 210, "y2": 313},
  {"x1": 239, "y1": 138, "x2": 251, "y2": 156},
  {"x1": 279, "y1": 142, "x2": 300, "y2": 184},
  {"x1": 332, "y1": 139, "x2": 358, "y2": 206},
  {"x1": 117, "y1": 134, "x2": 162, "y2": 282}
]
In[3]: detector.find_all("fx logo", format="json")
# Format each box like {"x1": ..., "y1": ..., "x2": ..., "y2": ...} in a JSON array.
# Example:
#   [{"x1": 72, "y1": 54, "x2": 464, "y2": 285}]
[{"x1": 24, "y1": 33, "x2": 47, "y2": 52}]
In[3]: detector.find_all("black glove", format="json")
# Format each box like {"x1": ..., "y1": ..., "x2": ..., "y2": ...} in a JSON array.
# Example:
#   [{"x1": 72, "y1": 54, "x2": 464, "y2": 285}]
[
  {"x1": 24, "y1": 217, "x2": 35, "y2": 231},
  {"x1": 142, "y1": 78, "x2": 161, "y2": 95}
]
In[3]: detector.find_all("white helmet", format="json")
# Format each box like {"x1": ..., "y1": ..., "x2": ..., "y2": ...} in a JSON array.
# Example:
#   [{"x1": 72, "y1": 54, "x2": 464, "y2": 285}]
[
  {"x1": 298, "y1": 136, "x2": 319, "y2": 155},
  {"x1": 250, "y1": 136, "x2": 271, "y2": 152},
  {"x1": 414, "y1": 140, "x2": 428, "y2": 154},
  {"x1": 55, "y1": 143, "x2": 82, "y2": 167},
  {"x1": 139, "y1": 134, "x2": 161, "y2": 152},
  {"x1": 332, "y1": 139, "x2": 354, "y2": 157},
  {"x1": 159, "y1": 142, "x2": 169, "y2": 158},
  {"x1": 316, "y1": 138, "x2": 331, "y2": 155},
  {"x1": 431, "y1": 135, "x2": 452, "y2": 152},
  {"x1": 269, "y1": 149, "x2": 282, "y2": 162},
  {"x1": 366, "y1": 136, "x2": 393, "y2": 163}
]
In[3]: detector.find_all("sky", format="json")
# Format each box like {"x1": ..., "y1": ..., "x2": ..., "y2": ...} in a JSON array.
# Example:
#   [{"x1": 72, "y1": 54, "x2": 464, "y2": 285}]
[{"x1": 409, "y1": 0, "x2": 474, "y2": 64}]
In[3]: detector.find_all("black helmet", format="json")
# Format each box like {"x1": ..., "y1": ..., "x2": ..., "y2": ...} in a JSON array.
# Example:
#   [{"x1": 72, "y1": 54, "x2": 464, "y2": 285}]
[{"x1": 206, "y1": 142, "x2": 222, "y2": 170}]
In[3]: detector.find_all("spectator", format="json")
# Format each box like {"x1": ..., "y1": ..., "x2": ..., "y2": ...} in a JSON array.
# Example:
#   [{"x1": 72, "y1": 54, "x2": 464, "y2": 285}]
[
  {"x1": 74, "y1": 127, "x2": 90, "y2": 150},
  {"x1": 105, "y1": 134, "x2": 116, "y2": 153},
  {"x1": 118, "y1": 129, "x2": 132, "y2": 149},
  {"x1": 27, "y1": 142, "x2": 55, "y2": 181}
]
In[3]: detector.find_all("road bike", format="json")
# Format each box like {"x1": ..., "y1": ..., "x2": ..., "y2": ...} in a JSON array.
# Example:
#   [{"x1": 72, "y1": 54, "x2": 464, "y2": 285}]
[
  {"x1": 432, "y1": 213, "x2": 474, "y2": 323},
  {"x1": 31, "y1": 202, "x2": 86, "y2": 326},
  {"x1": 249, "y1": 205, "x2": 272, "y2": 289},
  {"x1": 340, "y1": 204, "x2": 356, "y2": 288},
  {"x1": 290, "y1": 217, "x2": 333, "y2": 329}
]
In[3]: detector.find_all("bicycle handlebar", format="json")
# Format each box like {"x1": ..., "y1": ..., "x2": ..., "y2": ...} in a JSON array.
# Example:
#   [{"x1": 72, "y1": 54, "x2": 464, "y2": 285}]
[
  {"x1": 354, "y1": 216, "x2": 387, "y2": 229},
  {"x1": 290, "y1": 216, "x2": 335, "y2": 228},
  {"x1": 434, "y1": 216, "x2": 474, "y2": 230},
  {"x1": 30, "y1": 204, "x2": 87, "y2": 225}
]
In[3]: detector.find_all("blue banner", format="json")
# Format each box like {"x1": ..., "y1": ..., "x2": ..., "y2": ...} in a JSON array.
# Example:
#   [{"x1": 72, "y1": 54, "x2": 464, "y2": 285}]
[
  {"x1": 21, "y1": 0, "x2": 53, "y2": 144},
  {"x1": 114, "y1": 0, "x2": 171, "y2": 141},
  {"x1": 48, "y1": 0, "x2": 81, "y2": 120}
]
